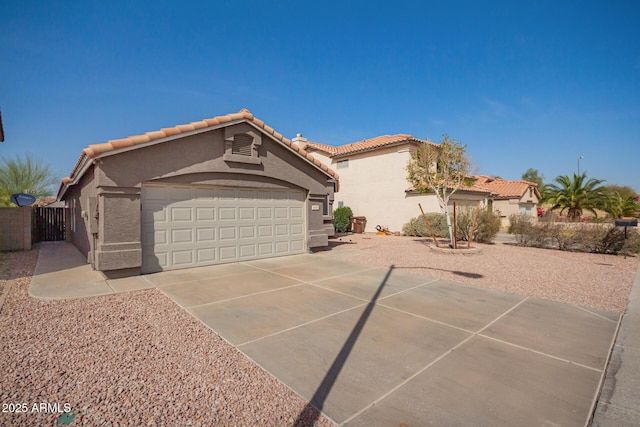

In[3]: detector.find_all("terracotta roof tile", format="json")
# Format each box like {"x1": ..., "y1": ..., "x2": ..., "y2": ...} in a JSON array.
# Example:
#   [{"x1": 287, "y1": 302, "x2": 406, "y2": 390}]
[
  {"x1": 305, "y1": 134, "x2": 436, "y2": 157},
  {"x1": 60, "y1": 109, "x2": 339, "y2": 197},
  {"x1": 473, "y1": 175, "x2": 540, "y2": 199}
]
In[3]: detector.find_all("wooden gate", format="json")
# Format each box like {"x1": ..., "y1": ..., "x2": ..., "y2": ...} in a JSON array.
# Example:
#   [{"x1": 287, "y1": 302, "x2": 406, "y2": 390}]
[{"x1": 32, "y1": 207, "x2": 66, "y2": 242}]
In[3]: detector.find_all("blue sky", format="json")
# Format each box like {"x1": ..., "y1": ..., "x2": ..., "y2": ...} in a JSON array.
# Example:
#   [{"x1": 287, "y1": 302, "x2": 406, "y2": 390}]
[{"x1": 1, "y1": 1, "x2": 639, "y2": 191}]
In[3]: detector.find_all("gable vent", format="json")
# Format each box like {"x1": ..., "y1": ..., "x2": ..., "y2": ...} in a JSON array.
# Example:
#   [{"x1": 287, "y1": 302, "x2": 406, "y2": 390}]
[{"x1": 232, "y1": 134, "x2": 253, "y2": 156}]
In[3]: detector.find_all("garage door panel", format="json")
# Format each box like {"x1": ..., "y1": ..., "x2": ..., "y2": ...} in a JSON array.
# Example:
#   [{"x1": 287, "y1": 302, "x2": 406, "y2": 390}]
[
  {"x1": 258, "y1": 242, "x2": 274, "y2": 255},
  {"x1": 275, "y1": 241, "x2": 290, "y2": 253},
  {"x1": 171, "y1": 207, "x2": 192, "y2": 221},
  {"x1": 239, "y1": 244, "x2": 256, "y2": 257},
  {"x1": 172, "y1": 250, "x2": 194, "y2": 266},
  {"x1": 197, "y1": 248, "x2": 216, "y2": 263},
  {"x1": 219, "y1": 227, "x2": 236, "y2": 240},
  {"x1": 239, "y1": 226, "x2": 255, "y2": 239},
  {"x1": 196, "y1": 207, "x2": 215, "y2": 221},
  {"x1": 291, "y1": 240, "x2": 304, "y2": 251},
  {"x1": 219, "y1": 246, "x2": 237, "y2": 260},
  {"x1": 239, "y1": 207, "x2": 255, "y2": 220},
  {"x1": 291, "y1": 207, "x2": 304, "y2": 218},
  {"x1": 274, "y1": 224, "x2": 289, "y2": 236},
  {"x1": 197, "y1": 228, "x2": 216, "y2": 242},
  {"x1": 291, "y1": 224, "x2": 303, "y2": 235},
  {"x1": 257, "y1": 207, "x2": 272, "y2": 219},
  {"x1": 142, "y1": 185, "x2": 306, "y2": 273},
  {"x1": 172, "y1": 229, "x2": 193, "y2": 244},
  {"x1": 219, "y1": 207, "x2": 236, "y2": 220},
  {"x1": 257, "y1": 225, "x2": 273, "y2": 237},
  {"x1": 154, "y1": 230, "x2": 168, "y2": 245}
]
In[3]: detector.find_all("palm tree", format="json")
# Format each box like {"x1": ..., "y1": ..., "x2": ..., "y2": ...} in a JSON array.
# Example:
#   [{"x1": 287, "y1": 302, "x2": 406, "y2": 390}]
[
  {"x1": 0, "y1": 154, "x2": 59, "y2": 207},
  {"x1": 606, "y1": 192, "x2": 640, "y2": 218},
  {"x1": 543, "y1": 173, "x2": 609, "y2": 221}
]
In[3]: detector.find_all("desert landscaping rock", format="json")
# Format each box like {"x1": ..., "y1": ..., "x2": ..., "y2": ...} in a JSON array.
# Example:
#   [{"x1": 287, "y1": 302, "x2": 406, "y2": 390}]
[
  {"x1": 328, "y1": 233, "x2": 638, "y2": 313},
  {"x1": 0, "y1": 249, "x2": 333, "y2": 427}
]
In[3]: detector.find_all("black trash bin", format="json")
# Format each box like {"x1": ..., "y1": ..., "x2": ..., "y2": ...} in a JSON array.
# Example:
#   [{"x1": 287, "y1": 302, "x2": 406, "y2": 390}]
[{"x1": 351, "y1": 216, "x2": 367, "y2": 234}]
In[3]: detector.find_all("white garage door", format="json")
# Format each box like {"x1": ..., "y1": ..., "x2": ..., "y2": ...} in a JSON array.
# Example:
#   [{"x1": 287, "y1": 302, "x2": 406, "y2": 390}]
[{"x1": 141, "y1": 185, "x2": 306, "y2": 273}]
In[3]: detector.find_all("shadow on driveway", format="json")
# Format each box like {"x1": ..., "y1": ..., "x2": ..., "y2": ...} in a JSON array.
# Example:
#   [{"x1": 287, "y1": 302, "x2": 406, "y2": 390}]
[{"x1": 294, "y1": 265, "x2": 394, "y2": 426}]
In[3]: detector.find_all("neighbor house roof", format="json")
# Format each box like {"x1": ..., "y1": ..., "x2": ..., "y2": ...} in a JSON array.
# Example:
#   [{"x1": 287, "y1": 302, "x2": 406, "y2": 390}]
[
  {"x1": 304, "y1": 134, "x2": 437, "y2": 158},
  {"x1": 473, "y1": 176, "x2": 540, "y2": 200},
  {"x1": 58, "y1": 109, "x2": 339, "y2": 199}
]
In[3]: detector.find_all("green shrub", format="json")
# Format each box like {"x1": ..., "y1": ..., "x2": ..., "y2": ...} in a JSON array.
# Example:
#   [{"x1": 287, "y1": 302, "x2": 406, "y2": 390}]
[
  {"x1": 456, "y1": 208, "x2": 501, "y2": 243},
  {"x1": 509, "y1": 214, "x2": 535, "y2": 246},
  {"x1": 333, "y1": 206, "x2": 353, "y2": 233},
  {"x1": 402, "y1": 213, "x2": 449, "y2": 237},
  {"x1": 508, "y1": 219, "x2": 640, "y2": 255}
]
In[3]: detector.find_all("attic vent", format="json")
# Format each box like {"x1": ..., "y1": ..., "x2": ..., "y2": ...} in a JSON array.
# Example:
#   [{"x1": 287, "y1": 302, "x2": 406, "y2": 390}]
[{"x1": 232, "y1": 134, "x2": 253, "y2": 156}]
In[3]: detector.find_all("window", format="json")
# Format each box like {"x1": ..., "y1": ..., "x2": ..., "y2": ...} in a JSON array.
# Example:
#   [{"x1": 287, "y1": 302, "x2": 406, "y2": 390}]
[
  {"x1": 337, "y1": 159, "x2": 349, "y2": 169},
  {"x1": 337, "y1": 201, "x2": 344, "y2": 208},
  {"x1": 323, "y1": 195, "x2": 329, "y2": 216}
]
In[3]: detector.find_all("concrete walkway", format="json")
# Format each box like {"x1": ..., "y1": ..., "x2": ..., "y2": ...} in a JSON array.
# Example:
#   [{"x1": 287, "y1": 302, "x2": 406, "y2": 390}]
[
  {"x1": 592, "y1": 266, "x2": 640, "y2": 425},
  {"x1": 29, "y1": 242, "x2": 635, "y2": 426}
]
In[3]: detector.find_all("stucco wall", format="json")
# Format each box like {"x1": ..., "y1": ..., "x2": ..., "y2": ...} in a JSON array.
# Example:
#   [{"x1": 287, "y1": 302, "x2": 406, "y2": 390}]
[
  {"x1": 0, "y1": 207, "x2": 31, "y2": 251},
  {"x1": 64, "y1": 165, "x2": 96, "y2": 260},
  {"x1": 64, "y1": 122, "x2": 335, "y2": 273},
  {"x1": 493, "y1": 194, "x2": 539, "y2": 226}
]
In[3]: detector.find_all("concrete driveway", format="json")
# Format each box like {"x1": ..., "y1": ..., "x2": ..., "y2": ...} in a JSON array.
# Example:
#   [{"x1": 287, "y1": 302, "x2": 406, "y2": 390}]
[
  {"x1": 145, "y1": 252, "x2": 617, "y2": 426},
  {"x1": 31, "y1": 243, "x2": 619, "y2": 426}
]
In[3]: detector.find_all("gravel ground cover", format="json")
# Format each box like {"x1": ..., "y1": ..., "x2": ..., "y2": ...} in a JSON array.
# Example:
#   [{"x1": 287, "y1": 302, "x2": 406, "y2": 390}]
[
  {"x1": 0, "y1": 249, "x2": 334, "y2": 427},
  {"x1": 327, "y1": 233, "x2": 639, "y2": 313}
]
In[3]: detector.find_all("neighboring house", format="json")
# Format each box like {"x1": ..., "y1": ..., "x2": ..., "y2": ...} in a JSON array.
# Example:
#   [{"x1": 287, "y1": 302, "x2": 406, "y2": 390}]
[
  {"x1": 58, "y1": 109, "x2": 338, "y2": 276},
  {"x1": 296, "y1": 134, "x2": 491, "y2": 232},
  {"x1": 473, "y1": 176, "x2": 541, "y2": 225}
]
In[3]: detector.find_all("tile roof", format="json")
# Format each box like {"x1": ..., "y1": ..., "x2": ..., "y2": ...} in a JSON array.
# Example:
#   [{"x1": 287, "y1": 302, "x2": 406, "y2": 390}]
[
  {"x1": 304, "y1": 134, "x2": 436, "y2": 157},
  {"x1": 58, "y1": 109, "x2": 338, "y2": 198},
  {"x1": 473, "y1": 176, "x2": 540, "y2": 199}
]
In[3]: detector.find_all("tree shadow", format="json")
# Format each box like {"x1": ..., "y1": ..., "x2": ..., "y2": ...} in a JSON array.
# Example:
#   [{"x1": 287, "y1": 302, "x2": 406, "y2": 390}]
[
  {"x1": 393, "y1": 265, "x2": 484, "y2": 279},
  {"x1": 293, "y1": 266, "x2": 394, "y2": 427}
]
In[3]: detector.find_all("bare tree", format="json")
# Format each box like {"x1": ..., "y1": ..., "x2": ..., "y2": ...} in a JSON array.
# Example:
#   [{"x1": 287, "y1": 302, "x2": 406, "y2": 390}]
[{"x1": 407, "y1": 135, "x2": 472, "y2": 247}]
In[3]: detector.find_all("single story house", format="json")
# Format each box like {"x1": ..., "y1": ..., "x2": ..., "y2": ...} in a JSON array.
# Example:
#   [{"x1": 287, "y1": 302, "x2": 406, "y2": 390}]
[
  {"x1": 58, "y1": 109, "x2": 338, "y2": 276},
  {"x1": 473, "y1": 176, "x2": 541, "y2": 225},
  {"x1": 296, "y1": 134, "x2": 492, "y2": 232}
]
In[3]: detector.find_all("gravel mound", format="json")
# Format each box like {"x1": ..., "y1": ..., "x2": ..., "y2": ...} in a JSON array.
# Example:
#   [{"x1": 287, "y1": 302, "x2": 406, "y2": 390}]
[
  {"x1": 329, "y1": 233, "x2": 639, "y2": 313},
  {"x1": 0, "y1": 250, "x2": 334, "y2": 427}
]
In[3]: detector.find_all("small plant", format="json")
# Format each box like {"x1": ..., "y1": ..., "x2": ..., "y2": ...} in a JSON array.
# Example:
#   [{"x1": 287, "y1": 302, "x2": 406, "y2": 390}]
[
  {"x1": 509, "y1": 214, "x2": 535, "y2": 246},
  {"x1": 402, "y1": 213, "x2": 449, "y2": 238},
  {"x1": 333, "y1": 206, "x2": 353, "y2": 233},
  {"x1": 456, "y1": 207, "x2": 501, "y2": 243}
]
